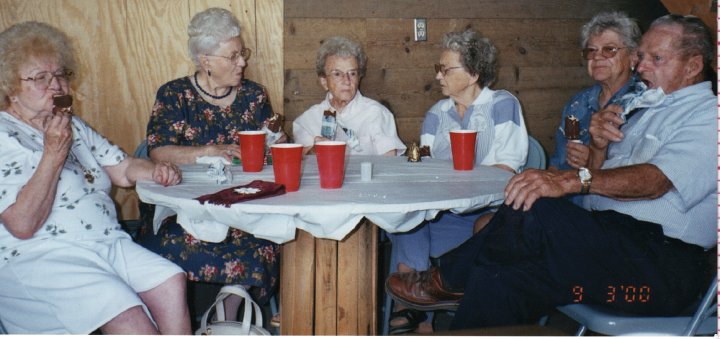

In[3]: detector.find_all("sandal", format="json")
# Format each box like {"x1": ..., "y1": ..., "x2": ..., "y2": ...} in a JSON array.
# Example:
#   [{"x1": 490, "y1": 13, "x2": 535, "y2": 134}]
[
  {"x1": 270, "y1": 313, "x2": 280, "y2": 328},
  {"x1": 388, "y1": 309, "x2": 427, "y2": 335}
]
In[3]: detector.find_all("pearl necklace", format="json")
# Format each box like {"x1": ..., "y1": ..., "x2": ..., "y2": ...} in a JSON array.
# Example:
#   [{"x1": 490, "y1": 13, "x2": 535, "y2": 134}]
[{"x1": 194, "y1": 72, "x2": 233, "y2": 99}]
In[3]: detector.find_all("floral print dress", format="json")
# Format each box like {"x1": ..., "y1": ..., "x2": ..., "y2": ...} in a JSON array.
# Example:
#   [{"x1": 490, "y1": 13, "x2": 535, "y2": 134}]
[{"x1": 137, "y1": 76, "x2": 279, "y2": 304}]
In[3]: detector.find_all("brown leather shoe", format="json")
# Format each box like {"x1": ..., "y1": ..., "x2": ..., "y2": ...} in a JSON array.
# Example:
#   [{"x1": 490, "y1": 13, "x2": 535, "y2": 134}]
[{"x1": 385, "y1": 267, "x2": 463, "y2": 311}]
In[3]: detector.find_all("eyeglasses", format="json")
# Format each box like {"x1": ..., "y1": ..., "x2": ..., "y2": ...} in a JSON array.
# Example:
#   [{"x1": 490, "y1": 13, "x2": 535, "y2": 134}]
[
  {"x1": 327, "y1": 69, "x2": 359, "y2": 83},
  {"x1": 581, "y1": 46, "x2": 625, "y2": 60},
  {"x1": 434, "y1": 64, "x2": 463, "y2": 76},
  {"x1": 207, "y1": 47, "x2": 251, "y2": 63},
  {"x1": 20, "y1": 69, "x2": 74, "y2": 91}
]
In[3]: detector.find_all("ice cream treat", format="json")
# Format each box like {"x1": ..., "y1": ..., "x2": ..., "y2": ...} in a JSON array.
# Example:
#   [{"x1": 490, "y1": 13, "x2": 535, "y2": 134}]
[
  {"x1": 262, "y1": 113, "x2": 285, "y2": 148},
  {"x1": 53, "y1": 94, "x2": 73, "y2": 115},
  {"x1": 321, "y1": 110, "x2": 337, "y2": 140},
  {"x1": 564, "y1": 115, "x2": 579, "y2": 141},
  {"x1": 266, "y1": 113, "x2": 283, "y2": 133}
]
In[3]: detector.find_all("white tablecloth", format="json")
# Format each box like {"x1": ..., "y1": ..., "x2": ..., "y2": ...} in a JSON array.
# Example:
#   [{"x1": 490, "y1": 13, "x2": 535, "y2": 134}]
[{"x1": 136, "y1": 155, "x2": 512, "y2": 244}]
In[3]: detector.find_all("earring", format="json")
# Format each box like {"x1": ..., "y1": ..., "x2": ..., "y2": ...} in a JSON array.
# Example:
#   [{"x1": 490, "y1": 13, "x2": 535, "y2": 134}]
[
  {"x1": 631, "y1": 66, "x2": 635, "y2": 72},
  {"x1": 207, "y1": 69, "x2": 212, "y2": 77}
]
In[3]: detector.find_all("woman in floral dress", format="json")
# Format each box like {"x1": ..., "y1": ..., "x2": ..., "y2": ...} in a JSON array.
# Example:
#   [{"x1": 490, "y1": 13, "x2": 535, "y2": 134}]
[{"x1": 137, "y1": 8, "x2": 282, "y2": 308}]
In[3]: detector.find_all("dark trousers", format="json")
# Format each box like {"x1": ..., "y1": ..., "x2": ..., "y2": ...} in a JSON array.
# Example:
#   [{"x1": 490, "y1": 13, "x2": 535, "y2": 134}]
[{"x1": 437, "y1": 197, "x2": 708, "y2": 330}]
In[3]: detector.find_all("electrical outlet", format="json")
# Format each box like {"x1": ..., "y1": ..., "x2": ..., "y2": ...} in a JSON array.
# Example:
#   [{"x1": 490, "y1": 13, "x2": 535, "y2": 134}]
[{"x1": 414, "y1": 18, "x2": 427, "y2": 42}]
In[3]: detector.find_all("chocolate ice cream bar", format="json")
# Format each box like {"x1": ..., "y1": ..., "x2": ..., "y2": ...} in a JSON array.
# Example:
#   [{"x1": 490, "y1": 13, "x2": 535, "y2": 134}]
[
  {"x1": 564, "y1": 115, "x2": 579, "y2": 140},
  {"x1": 266, "y1": 113, "x2": 283, "y2": 133},
  {"x1": 53, "y1": 94, "x2": 73, "y2": 115}
]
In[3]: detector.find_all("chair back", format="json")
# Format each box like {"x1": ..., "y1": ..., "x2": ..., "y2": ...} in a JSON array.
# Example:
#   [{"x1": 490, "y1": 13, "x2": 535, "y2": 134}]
[
  {"x1": 134, "y1": 140, "x2": 149, "y2": 159},
  {"x1": 521, "y1": 136, "x2": 546, "y2": 171}
]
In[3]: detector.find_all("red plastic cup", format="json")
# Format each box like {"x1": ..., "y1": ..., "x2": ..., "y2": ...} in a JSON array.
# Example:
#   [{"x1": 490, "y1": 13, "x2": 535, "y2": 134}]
[
  {"x1": 449, "y1": 129, "x2": 478, "y2": 170},
  {"x1": 315, "y1": 141, "x2": 346, "y2": 189},
  {"x1": 239, "y1": 131, "x2": 266, "y2": 172},
  {"x1": 270, "y1": 143, "x2": 303, "y2": 192}
]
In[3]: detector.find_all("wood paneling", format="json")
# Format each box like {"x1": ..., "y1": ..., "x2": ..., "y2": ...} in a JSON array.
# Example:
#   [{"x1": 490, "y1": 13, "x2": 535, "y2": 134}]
[{"x1": 0, "y1": 0, "x2": 283, "y2": 220}]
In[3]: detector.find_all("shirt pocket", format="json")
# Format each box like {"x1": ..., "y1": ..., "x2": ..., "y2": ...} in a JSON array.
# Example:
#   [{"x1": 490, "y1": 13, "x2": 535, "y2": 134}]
[{"x1": 629, "y1": 133, "x2": 663, "y2": 165}]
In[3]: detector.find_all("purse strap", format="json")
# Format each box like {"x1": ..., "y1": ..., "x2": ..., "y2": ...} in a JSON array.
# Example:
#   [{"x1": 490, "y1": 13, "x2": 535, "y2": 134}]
[{"x1": 198, "y1": 284, "x2": 265, "y2": 335}]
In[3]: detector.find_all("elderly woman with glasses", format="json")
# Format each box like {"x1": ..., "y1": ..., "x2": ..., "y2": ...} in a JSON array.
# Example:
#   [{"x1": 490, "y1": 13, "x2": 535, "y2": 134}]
[
  {"x1": 293, "y1": 36, "x2": 406, "y2": 156},
  {"x1": 548, "y1": 11, "x2": 641, "y2": 171},
  {"x1": 0, "y1": 22, "x2": 189, "y2": 334},
  {"x1": 137, "y1": 7, "x2": 282, "y2": 314},
  {"x1": 385, "y1": 29, "x2": 528, "y2": 334}
]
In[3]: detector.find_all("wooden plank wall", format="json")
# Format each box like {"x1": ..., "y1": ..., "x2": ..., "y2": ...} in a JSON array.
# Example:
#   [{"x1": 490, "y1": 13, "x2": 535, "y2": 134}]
[
  {"x1": 0, "y1": 0, "x2": 283, "y2": 220},
  {"x1": 284, "y1": 0, "x2": 673, "y2": 158}
]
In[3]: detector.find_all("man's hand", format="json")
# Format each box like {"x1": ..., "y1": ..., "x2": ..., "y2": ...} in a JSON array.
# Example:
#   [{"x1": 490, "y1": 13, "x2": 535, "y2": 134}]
[
  {"x1": 504, "y1": 169, "x2": 574, "y2": 211},
  {"x1": 589, "y1": 105, "x2": 625, "y2": 151}
]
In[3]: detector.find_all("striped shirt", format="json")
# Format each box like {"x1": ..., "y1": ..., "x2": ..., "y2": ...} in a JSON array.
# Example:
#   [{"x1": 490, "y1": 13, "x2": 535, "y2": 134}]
[{"x1": 582, "y1": 82, "x2": 717, "y2": 249}]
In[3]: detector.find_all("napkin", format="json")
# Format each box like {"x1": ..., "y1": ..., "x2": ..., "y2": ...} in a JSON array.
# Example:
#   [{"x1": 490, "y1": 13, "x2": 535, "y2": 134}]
[
  {"x1": 616, "y1": 82, "x2": 666, "y2": 122},
  {"x1": 197, "y1": 157, "x2": 233, "y2": 184},
  {"x1": 195, "y1": 180, "x2": 286, "y2": 207}
]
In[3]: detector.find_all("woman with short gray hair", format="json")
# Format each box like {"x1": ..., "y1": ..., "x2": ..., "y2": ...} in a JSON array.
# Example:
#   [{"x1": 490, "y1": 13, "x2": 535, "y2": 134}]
[
  {"x1": 549, "y1": 11, "x2": 641, "y2": 171},
  {"x1": 315, "y1": 36, "x2": 367, "y2": 77},
  {"x1": 293, "y1": 36, "x2": 405, "y2": 156},
  {"x1": 385, "y1": 28, "x2": 528, "y2": 334},
  {"x1": 138, "y1": 7, "x2": 283, "y2": 319}
]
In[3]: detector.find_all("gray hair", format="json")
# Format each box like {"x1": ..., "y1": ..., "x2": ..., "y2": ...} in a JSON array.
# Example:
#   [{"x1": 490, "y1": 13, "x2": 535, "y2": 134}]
[
  {"x1": 580, "y1": 11, "x2": 641, "y2": 51},
  {"x1": 187, "y1": 8, "x2": 242, "y2": 68},
  {"x1": 442, "y1": 29, "x2": 497, "y2": 87},
  {"x1": 315, "y1": 36, "x2": 367, "y2": 77},
  {"x1": 0, "y1": 21, "x2": 76, "y2": 109},
  {"x1": 650, "y1": 14, "x2": 713, "y2": 73}
]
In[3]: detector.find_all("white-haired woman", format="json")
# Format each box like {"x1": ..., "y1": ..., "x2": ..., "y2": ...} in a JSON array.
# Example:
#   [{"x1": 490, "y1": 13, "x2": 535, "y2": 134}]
[
  {"x1": 293, "y1": 36, "x2": 406, "y2": 156},
  {"x1": 137, "y1": 7, "x2": 282, "y2": 316},
  {"x1": 386, "y1": 29, "x2": 528, "y2": 334}
]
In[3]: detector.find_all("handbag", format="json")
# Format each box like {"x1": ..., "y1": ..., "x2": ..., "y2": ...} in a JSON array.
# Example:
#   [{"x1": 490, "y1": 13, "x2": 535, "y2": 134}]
[{"x1": 195, "y1": 285, "x2": 271, "y2": 335}]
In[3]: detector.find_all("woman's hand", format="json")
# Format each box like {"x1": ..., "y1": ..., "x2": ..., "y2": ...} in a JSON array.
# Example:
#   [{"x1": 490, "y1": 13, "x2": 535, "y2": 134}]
[
  {"x1": 152, "y1": 161, "x2": 182, "y2": 186},
  {"x1": 304, "y1": 136, "x2": 332, "y2": 155},
  {"x1": 565, "y1": 142, "x2": 590, "y2": 169},
  {"x1": 274, "y1": 132, "x2": 288, "y2": 144},
  {"x1": 42, "y1": 112, "x2": 73, "y2": 161},
  {"x1": 205, "y1": 144, "x2": 240, "y2": 162}
]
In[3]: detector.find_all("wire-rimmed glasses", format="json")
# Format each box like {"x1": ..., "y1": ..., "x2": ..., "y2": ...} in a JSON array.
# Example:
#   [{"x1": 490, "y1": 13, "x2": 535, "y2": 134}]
[
  {"x1": 20, "y1": 69, "x2": 74, "y2": 91},
  {"x1": 207, "y1": 47, "x2": 252, "y2": 63},
  {"x1": 434, "y1": 64, "x2": 463, "y2": 76},
  {"x1": 581, "y1": 46, "x2": 625, "y2": 60},
  {"x1": 327, "y1": 69, "x2": 359, "y2": 83}
]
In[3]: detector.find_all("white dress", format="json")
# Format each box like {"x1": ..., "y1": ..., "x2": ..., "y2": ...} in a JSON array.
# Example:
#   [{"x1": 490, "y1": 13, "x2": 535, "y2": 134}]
[{"x1": 0, "y1": 112, "x2": 183, "y2": 334}]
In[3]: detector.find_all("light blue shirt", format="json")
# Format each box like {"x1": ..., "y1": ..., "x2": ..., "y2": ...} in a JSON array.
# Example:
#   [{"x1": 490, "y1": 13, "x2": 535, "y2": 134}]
[{"x1": 582, "y1": 82, "x2": 717, "y2": 249}]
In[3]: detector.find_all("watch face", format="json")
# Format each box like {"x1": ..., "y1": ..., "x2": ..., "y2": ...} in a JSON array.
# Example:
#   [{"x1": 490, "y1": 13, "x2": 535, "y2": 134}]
[{"x1": 579, "y1": 168, "x2": 591, "y2": 181}]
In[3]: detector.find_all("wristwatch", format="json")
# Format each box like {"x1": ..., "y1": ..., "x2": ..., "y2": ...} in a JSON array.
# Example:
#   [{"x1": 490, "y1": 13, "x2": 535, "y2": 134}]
[{"x1": 578, "y1": 167, "x2": 592, "y2": 194}]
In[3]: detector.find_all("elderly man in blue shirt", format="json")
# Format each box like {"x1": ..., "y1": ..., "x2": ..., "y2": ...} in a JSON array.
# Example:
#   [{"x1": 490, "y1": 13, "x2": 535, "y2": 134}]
[{"x1": 385, "y1": 14, "x2": 717, "y2": 330}]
